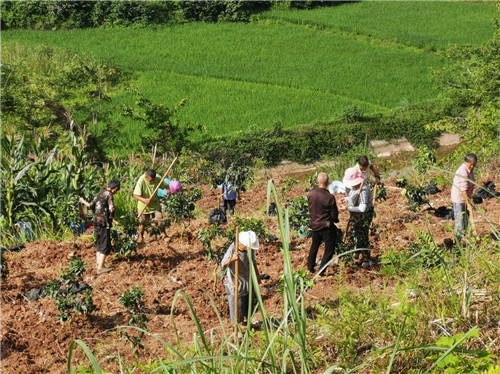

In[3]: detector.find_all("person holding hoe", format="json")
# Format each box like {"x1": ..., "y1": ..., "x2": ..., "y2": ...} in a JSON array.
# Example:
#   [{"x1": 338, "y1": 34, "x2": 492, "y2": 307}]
[
  {"x1": 451, "y1": 153, "x2": 477, "y2": 242},
  {"x1": 80, "y1": 177, "x2": 121, "y2": 275},
  {"x1": 307, "y1": 172, "x2": 340, "y2": 277},
  {"x1": 343, "y1": 167, "x2": 374, "y2": 268},
  {"x1": 133, "y1": 168, "x2": 170, "y2": 243},
  {"x1": 221, "y1": 230, "x2": 261, "y2": 328}
]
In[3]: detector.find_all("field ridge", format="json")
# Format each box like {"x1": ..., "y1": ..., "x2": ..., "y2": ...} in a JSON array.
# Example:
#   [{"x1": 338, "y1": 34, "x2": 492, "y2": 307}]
[
  {"x1": 258, "y1": 17, "x2": 435, "y2": 55},
  {"x1": 164, "y1": 70, "x2": 391, "y2": 113}
]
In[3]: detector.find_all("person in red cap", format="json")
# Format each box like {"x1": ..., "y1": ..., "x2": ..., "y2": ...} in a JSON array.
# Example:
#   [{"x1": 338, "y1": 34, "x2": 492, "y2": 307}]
[{"x1": 343, "y1": 168, "x2": 374, "y2": 268}]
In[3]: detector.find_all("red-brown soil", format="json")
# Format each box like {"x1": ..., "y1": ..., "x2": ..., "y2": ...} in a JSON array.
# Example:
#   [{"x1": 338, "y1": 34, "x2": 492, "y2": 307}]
[{"x1": 1, "y1": 164, "x2": 499, "y2": 373}]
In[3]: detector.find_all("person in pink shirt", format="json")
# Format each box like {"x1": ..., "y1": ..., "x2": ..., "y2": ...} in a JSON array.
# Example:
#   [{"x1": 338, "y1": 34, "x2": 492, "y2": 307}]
[{"x1": 450, "y1": 153, "x2": 477, "y2": 241}]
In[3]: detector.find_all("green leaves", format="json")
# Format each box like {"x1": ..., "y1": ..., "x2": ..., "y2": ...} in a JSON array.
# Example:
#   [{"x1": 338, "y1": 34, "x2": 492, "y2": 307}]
[
  {"x1": 119, "y1": 285, "x2": 149, "y2": 353},
  {"x1": 48, "y1": 256, "x2": 96, "y2": 322},
  {"x1": 162, "y1": 188, "x2": 202, "y2": 226},
  {"x1": 122, "y1": 90, "x2": 201, "y2": 157}
]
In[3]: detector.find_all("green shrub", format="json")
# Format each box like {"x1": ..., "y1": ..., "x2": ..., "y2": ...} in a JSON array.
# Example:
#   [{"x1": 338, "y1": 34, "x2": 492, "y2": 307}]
[
  {"x1": 49, "y1": 256, "x2": 97, "y2": 322},
  {"x1": 119, "y1": 285, "x2": 149, "y2": 354},
  {"x1": 287, "y1": 195, "x2": 311, "y2": 238}
]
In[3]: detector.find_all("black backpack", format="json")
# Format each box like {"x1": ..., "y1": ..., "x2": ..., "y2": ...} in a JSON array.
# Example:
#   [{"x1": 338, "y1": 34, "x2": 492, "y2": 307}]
[{"x1": 209, "y1": 208, "x2": 227, "y2": 225}]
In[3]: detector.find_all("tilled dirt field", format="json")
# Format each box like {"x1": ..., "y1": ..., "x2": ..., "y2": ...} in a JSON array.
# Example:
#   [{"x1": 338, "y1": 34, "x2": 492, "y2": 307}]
[{"x1": 1, "y1": 166, "x2": 499, "y2": 373}]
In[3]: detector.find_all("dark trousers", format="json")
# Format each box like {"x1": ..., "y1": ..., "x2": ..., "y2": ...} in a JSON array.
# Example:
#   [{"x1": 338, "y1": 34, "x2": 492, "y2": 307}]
[
  {"x1": 308, "y1": 226, "x2": 337, "y2": 275},
  {"x1": 95, "y1": 226, "x2": 112, "y2": 255},
  {"x1": 225, "y1": 285, "x2": 252, "y2": 324},
  {"x1": 222, "y1": 199, "x2": 236, "y2": 215},
  {"x1": 345, "y1": 210, "x2": 374, "y2": 260}
]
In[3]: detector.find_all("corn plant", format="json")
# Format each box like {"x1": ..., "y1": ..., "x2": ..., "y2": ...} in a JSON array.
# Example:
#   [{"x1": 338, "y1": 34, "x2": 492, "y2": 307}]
[{"x1": 0, "y1": 134, "x2": 33, "y2": 230}]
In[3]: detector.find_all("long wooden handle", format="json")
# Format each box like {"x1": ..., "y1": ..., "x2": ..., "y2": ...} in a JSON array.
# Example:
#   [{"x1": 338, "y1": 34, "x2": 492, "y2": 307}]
[
  {"x1": 234, "y1": 226, "x2": 240, "y2": 327},
  {"x1": 372, "y1": 183, "x2": 378, "y2": 206},
  {"x1": 462, "y1": 192, "x2": 477, "y2": 235},
  {"x1": 137, "y1": 157, "x2": 178, "y2": 218},
  {"x1": 354, "y1": 180, "x2": 365, "y2": 206}
]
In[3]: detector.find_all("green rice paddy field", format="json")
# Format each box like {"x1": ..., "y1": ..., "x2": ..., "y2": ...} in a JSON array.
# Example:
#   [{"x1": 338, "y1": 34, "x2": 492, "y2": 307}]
[{"x1": 2, "y1": 2, "x2": 498, "y2": 143}]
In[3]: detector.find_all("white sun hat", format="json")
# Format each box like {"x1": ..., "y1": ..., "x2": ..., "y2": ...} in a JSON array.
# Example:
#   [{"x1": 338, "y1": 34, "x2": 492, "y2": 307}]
[
  {"x1": 342, "y1": 167, "x2": 366, "y2": 188},
  {"x1": 238, "y1": 230, "x2": 260, "y2": 250}
]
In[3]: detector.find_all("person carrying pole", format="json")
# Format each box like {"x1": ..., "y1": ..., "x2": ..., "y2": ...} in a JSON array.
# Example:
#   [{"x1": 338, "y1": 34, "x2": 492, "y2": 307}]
[
  {"x1": 451, "y1": 153, "x2": 477, "y2": 242},
  {"x1": 342, "y1": 167, "x2": 374, "y2": 268},
  {"x1": 133, "y1": 159, "x2": 177, "y2": 242},
  {"x1": 221, "y1": 230, "x2": 261, "y2": 332}
]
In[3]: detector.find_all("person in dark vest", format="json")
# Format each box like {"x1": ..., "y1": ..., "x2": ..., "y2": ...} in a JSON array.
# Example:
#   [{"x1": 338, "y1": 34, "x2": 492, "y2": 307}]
[
  {"x1": 307, "y1": 172, "x2": 340, "y2": 276},
  {"x1": 83, "y1": 178, "x2": 121, "y2": 275}
]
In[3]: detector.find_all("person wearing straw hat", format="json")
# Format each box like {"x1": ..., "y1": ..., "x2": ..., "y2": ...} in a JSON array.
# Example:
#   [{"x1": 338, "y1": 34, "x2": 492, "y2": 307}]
[
  {"x1": 451, "y1": 153, "x2": 477, "y2": 242},
  {"x1": 133, "y1": 169, "x2": 169, "y2": 242},
  {"x1": 343, "y1": 167, "x2": 374, "y2": 268},
  {"x1": 221, "y1": 230, "x2": 261, "y2": 325},
  {"x1": 307, "y1": 172, "x2": 340, "y2": 276}
]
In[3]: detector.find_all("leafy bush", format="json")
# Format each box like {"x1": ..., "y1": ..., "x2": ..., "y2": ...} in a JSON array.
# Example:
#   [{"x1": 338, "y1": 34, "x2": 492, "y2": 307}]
[
  {"x1": 119, "y1": 285, "x2": 149, "y2": 354},
  {"x1": 162, "y1": 188, "x2": 202, "y2": 227},
  {"x1": 110, "y1": 228, "x2": 138, "y2": 258},
  {"x1": 396, "y1": 177, "x2": 432, "y2": 212},
  {"x1": 426, "y1": 329, "x2": 499, "y2": 373},
  {"x1": 208, "y1": 163, "x2": 254, "y2": 192},
  {"x1": 287, "y1": 195, "x2": 311, "y2": 238},
  {"x1": 412, "y1": 145, "x2": 437, "y2": 176},
  {"x1": 122, "y1": 89, "x2": 202, "y2": 157},
  {"x1": 48, "y1": 256, "x2": 96, "y2": 322},
  {"x1": 1, "y1": 1, "x2": 178, "y2": 29},
  {"x1": 198, "y1": 216, "x2": 272, "y2": 262}
]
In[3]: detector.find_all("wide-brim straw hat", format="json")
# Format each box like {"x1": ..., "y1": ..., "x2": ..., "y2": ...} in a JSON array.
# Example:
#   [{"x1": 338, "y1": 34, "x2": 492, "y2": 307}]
[
  {"x1": 342, "y1": 167, "x2": 365, "y2": 188},
  {"x1": 239, "y1": 230, "x2": 260, "y2": 250}
]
